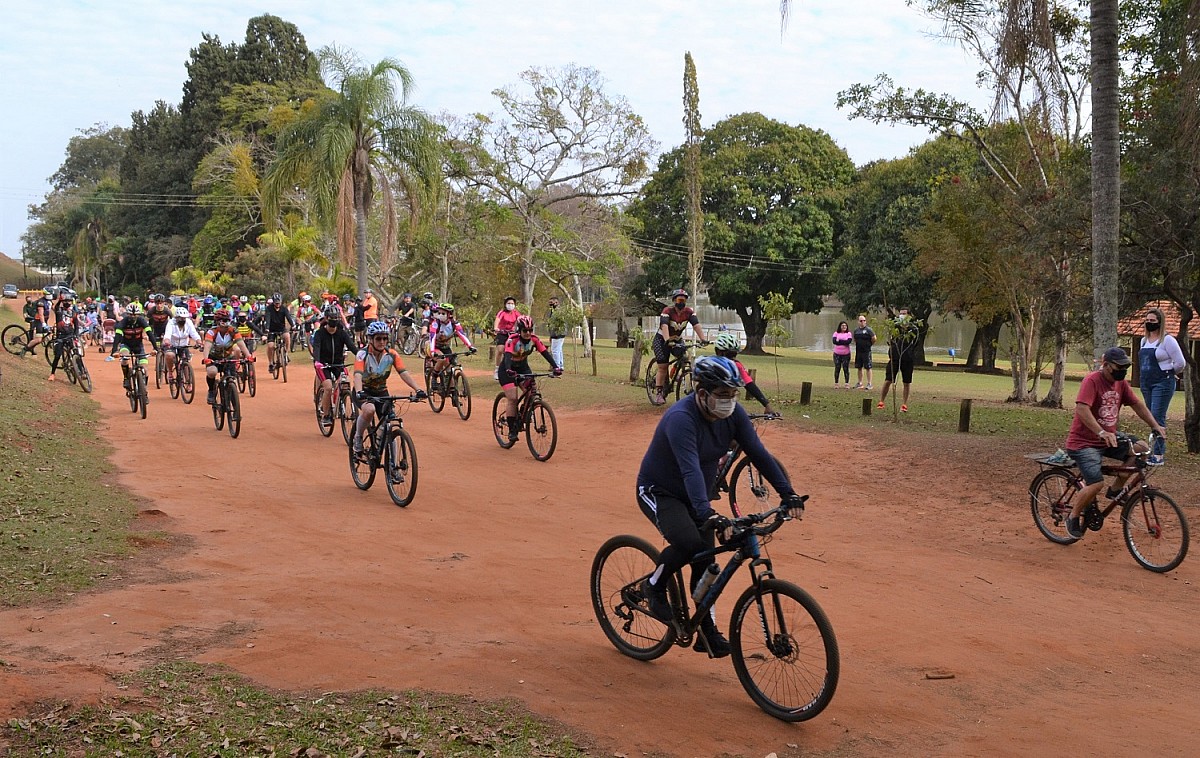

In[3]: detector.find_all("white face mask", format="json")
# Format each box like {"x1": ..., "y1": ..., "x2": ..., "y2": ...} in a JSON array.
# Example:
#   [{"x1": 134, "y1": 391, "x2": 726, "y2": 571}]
[
  {"x1": 436, "y1": 313, "x2": 448, "y2": 322},
  {"x1": 505, "y1": 303, "x2": 515, "y2": 312},
  {"x1": 704, "y1": 392, "x2": 737, "y2": 419}
]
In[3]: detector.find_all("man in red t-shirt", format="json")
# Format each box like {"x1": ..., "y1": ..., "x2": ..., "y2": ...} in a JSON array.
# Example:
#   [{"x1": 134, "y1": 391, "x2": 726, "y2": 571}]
[{"x1": 1064, "y1": 346, "x2": 1165, "y2": 539}]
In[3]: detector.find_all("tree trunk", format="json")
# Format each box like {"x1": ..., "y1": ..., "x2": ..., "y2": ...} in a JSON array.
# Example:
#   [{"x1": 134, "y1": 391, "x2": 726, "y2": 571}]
[
  {"x1": 741, "y1": 307, "x2": 768, "y2": 353},
  {"x1": 521, "y1": 234, "x2": 537, "y2": 311},
  {"x1": 968, "y1": 315, "x2": 1003, "y2": 371},
  {"x1": 354, "y1": 197, "x2": 369, "y2": 296},
  {"x1": 573, "y1": 275, "x2": 592, "y2": 358},
  {"x1": 1091, "y1": 0, "x2": 1120, "y2": 359},
  {"x1": 615, "y1": 316, "x2": 630, "y2": 348}
]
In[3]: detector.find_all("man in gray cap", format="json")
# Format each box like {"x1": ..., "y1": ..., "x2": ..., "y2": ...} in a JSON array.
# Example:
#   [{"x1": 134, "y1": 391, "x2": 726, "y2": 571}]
[{"x1": 1063, "y1": 347, "x2": 1166, "y2": 539}]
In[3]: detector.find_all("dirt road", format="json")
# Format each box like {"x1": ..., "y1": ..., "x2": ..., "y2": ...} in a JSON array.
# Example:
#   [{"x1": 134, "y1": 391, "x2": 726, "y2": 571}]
[{"x1": 1, "y1": 347, "x2": 1197, "y2": 757}]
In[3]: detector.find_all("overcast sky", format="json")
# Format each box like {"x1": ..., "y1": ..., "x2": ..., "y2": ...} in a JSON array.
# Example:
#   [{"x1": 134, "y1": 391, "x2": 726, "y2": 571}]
[{"x1": 0, "y1": 0, "x2": 996, "y2": 260}]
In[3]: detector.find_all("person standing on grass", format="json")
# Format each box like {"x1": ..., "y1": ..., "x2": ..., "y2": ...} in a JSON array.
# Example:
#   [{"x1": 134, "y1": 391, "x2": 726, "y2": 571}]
[
  {"x1": 546, "y1": 295, "x2": 567, "y2": 372},
  {"x1": 877, "y1": 308, "x2": 918, "y2": 413},
  {"x1": 1138, "y1": 307, "x2": 1186, "y2": 464},
  {"x1": 832, "y1": 320, "x2": 853, "y2": 388},
  {"x1": 852, "y1": 314, "x2": 876, "y2": 390}
]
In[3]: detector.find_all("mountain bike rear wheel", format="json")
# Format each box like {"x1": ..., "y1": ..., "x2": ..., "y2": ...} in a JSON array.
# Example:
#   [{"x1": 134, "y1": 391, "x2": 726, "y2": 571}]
[
  {"x1": 643, "y1": 360, "x2": 659, "y2": 405},
  {"x1": 1123, "y1": 489, "x2": 1189, "y2": 572},
  {"x1": 492, "y1": 393, "x2": 517, "y2": 449},
  {"x1": 453, "y1": 369, "x2": 471, "y2": 421},
  {"x1": 525, "y1": 399, "x2": 557, "y2": 461},
  {"x1": 1030, "y1": 469, "x2": 1079, "y2": 545},
  {"x1": 730, "y1": 579, "x2": 839, "y2": 722},
  {"x1": 384, "y1": 427, "x2": 418, "y2": 507},
  {"x1": 728, "y1": 455, "x2": 790, "y2": 518},
  {"x1": 590, "y1": 535, "x2": 676, "y2": 661}
]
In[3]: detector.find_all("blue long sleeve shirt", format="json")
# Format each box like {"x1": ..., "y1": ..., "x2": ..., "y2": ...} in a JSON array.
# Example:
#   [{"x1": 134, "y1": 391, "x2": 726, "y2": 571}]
[{"x1": 637, "y1": 396, "x2": 794, "y2": 520}]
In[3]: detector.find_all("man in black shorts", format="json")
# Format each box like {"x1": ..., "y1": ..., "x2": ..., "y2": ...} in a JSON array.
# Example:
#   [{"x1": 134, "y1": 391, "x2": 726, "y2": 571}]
[
  {"x1": 851, "y1": 314, "x2": 876, "y2": 390},
  {"x1": 877, "y1": 308, "x2": 918, "y2": 412}
]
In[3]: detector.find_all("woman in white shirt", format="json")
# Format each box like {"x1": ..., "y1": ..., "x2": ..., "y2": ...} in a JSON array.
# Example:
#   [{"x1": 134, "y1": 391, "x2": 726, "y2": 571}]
[{"x1": 1138, "y1": 306, "x2": 1187, "y2": 463}]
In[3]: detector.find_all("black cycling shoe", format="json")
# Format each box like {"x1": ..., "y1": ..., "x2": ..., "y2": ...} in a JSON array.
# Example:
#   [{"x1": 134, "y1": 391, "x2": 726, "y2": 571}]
[
  {"x1": 694, "y1": 618, "x2": 732, "y2": 658},
  {"x1": 640, "y1": 579, "x2": 673, "y2": 623}
]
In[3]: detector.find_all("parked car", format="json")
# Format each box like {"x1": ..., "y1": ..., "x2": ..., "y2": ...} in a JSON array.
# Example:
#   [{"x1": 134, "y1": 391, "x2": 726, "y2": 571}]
[{"x1": 2, "y1": 284, "x2": 18, "y2": 298}]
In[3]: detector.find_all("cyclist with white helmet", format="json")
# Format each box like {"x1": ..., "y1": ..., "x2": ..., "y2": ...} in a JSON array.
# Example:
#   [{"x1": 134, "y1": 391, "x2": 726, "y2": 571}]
[
  {"x1": 427, "y1": 303, "x2": 476, "y2": 376},
  {"x1": 713, "y1": 331, "x2": 776, "y2": 416},
  {"x1": 636, "y1": 356, "x2": 800, "y2": 658},
  {"x1": 651, "y1": 288, "x2": 707, "y2": 405},
  {"x1": 162, "y1": 306, "x2": 202, "y2": 377},
  {"x1": 351, "y1": 320, "x2": 426, "y2": 455}
]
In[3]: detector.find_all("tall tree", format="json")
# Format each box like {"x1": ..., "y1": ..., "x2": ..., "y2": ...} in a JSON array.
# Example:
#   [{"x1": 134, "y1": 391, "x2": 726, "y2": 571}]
[
  {"x1": 453, "y1": 64, "x2": 656, "y2": 308},
  {"x1": 631, "y1": 112, "x2": 855, "y2": 352},
  {"x1": 1091, "y1": 0, "x2": 1121, "y2": 359},
  {"x1": 683, "y1": 52, "x2": 704, "y2": 302},
  {"x1": 781, "y1": 0, "x2": 1124, "y2": 363},
  {"x1": 264, "y1": 46, "x2": 438, "y2": 295}
]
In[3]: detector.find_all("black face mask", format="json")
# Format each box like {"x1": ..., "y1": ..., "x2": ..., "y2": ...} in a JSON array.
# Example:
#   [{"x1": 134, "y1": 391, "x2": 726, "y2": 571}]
[
  {"x1": 674, "y1": 301, "x2": 686, "y2": 310},
  {"x1": 1145, "y1": 321, "x2": 1160, "y2": 332},
  {"x1": 1111, "y1": 367, "x2": 1128, "y2": 381}
]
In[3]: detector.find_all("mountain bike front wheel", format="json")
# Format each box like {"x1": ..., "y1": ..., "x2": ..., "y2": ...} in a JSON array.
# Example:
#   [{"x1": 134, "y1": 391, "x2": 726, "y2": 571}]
[
  {"x1": 453, "y1": 369, "x2": 471, "y2": 421},
  {"x1": 728, "y1": 455, "x2": 790, "y2": 518},
  {"x1": 339, "y1": 387, "x2": 355, "y2": 446},
  {"x1": 384, "y1": 427, "x2": 418, "y2": 507},
  {"x1": 225, "y1": 381, "x2": 241, "y2": 438},
  {"x1": 135, "y1": 370, "x2": 148, "y2": 419},
  {"x1": 180, "y1": 362, "x2": 195, "y2": 404},
  {"x1": 590, "y1": 535, "x2": 676, "y2": 661},
  {"x1": 1123, "y1": 489, "x2": 1189, "y2": 572},
  {"x1": 730, "y1": 578, "x2": 839, "y2": 722},
  {"x1": 525, "y1": 399, "x2": 557, "y2": 461},
  {"x1": 350, "y1": 434, "x2": 377, "y2": 490},
  {"x1": 74, "y1": 356, "x2": 92, "y2": 394}
]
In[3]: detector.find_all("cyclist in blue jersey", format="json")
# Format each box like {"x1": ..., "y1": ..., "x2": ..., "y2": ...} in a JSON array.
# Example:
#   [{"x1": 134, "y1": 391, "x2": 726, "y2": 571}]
[{"x1": 635, "y1": 356, "x2": 802, "y2": 658}]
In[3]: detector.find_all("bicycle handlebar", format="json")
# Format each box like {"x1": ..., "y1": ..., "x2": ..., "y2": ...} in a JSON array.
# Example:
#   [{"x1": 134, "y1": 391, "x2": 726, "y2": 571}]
[{"x1": 732, "y1": 495, "x2": 810, "y2": 537}]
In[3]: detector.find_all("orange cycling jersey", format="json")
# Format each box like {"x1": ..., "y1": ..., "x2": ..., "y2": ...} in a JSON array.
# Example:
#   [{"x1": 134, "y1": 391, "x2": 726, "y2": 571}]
[
  {"x1": 204, "y1": 325, "x2": 243, "y2": 358},
  {"x1": 354, "y1": 347, "x2": 407, "y2": 395}
]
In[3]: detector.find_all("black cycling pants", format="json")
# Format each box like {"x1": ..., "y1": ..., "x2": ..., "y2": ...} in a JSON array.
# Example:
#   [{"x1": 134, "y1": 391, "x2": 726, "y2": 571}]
[{"x1": 636, "y1": 485, "x2": 715, "y2": 594}]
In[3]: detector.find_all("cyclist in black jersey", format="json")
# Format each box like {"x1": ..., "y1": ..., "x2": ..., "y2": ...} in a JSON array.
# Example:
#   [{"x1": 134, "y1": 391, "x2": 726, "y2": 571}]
[
  {"x1": 651, "y1": 288, "x2": 707, "y2": 406},
  {"x1": 312, "y1": 311, "x2": 359, "y2": 421},
  {"x1": 255, "y1": 293, "x2": 297, "y2": 371}
]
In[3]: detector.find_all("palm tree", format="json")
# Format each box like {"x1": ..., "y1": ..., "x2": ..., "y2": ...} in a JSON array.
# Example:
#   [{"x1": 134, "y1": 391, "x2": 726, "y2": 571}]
[
  {"x1": 257, "y1": 225, "x2": 324, "y2": 296},
  {"x1": 264, "y1": 46, "x2": 438, "y2": 295}
]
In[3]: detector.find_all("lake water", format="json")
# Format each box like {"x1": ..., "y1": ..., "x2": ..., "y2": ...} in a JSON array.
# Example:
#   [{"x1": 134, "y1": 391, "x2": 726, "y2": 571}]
[{"x1": 591, "y1": 305, "x2": 981, "y2": 359}]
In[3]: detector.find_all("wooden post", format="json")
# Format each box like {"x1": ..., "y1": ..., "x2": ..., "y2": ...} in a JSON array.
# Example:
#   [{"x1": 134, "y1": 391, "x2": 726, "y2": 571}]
[
  {"x1": 488, "y1": 345, "x2": 497, "y2": 362},
  {"x1": 863, "y1": 398, "x2": 872, "y2": 416},
  {"x1": 748, "y1": 368, "x2": 756, "y2": 381},
  {"x1": 591, "y1": 344, "x2": 598, "y2": 376},
  {"x1": 800, "y1": 381, "x2": 812, "y2": 405},
  {"x1": 958, "y1": 399, "x2": 972, "y2": 433}
]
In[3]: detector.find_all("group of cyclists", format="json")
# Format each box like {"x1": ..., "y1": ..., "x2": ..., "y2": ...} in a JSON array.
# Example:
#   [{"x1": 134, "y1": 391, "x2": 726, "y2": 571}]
[{"x1": 14, "y1": 281, "x2": 804, "y2": 661}]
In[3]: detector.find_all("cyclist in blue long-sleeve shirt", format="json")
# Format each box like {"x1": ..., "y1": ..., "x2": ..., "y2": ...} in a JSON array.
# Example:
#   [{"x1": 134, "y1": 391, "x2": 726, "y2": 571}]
[{"x1": 635, "y1": 356, "x2": 802, "y2": 658}]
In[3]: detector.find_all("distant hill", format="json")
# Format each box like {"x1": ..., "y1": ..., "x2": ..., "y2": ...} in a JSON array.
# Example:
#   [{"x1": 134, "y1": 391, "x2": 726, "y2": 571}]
[{"x1": 0, "y1": 252, "x2": 52, "y2": 287}]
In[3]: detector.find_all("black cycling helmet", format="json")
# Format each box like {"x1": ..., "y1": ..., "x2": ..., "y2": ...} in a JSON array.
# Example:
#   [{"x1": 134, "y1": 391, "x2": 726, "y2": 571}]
[
  {"x1": 671, "y1": 288, "x2": 689, "y2": 300},
  {"x1": 692, "y1": 356, "x2": 743, "y2": 390}
]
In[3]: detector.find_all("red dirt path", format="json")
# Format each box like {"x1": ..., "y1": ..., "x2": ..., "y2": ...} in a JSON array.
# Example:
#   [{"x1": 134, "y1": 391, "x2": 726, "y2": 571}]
[{"x1": 1, "y1": 344, "x2": 1198, "y2": 757}]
